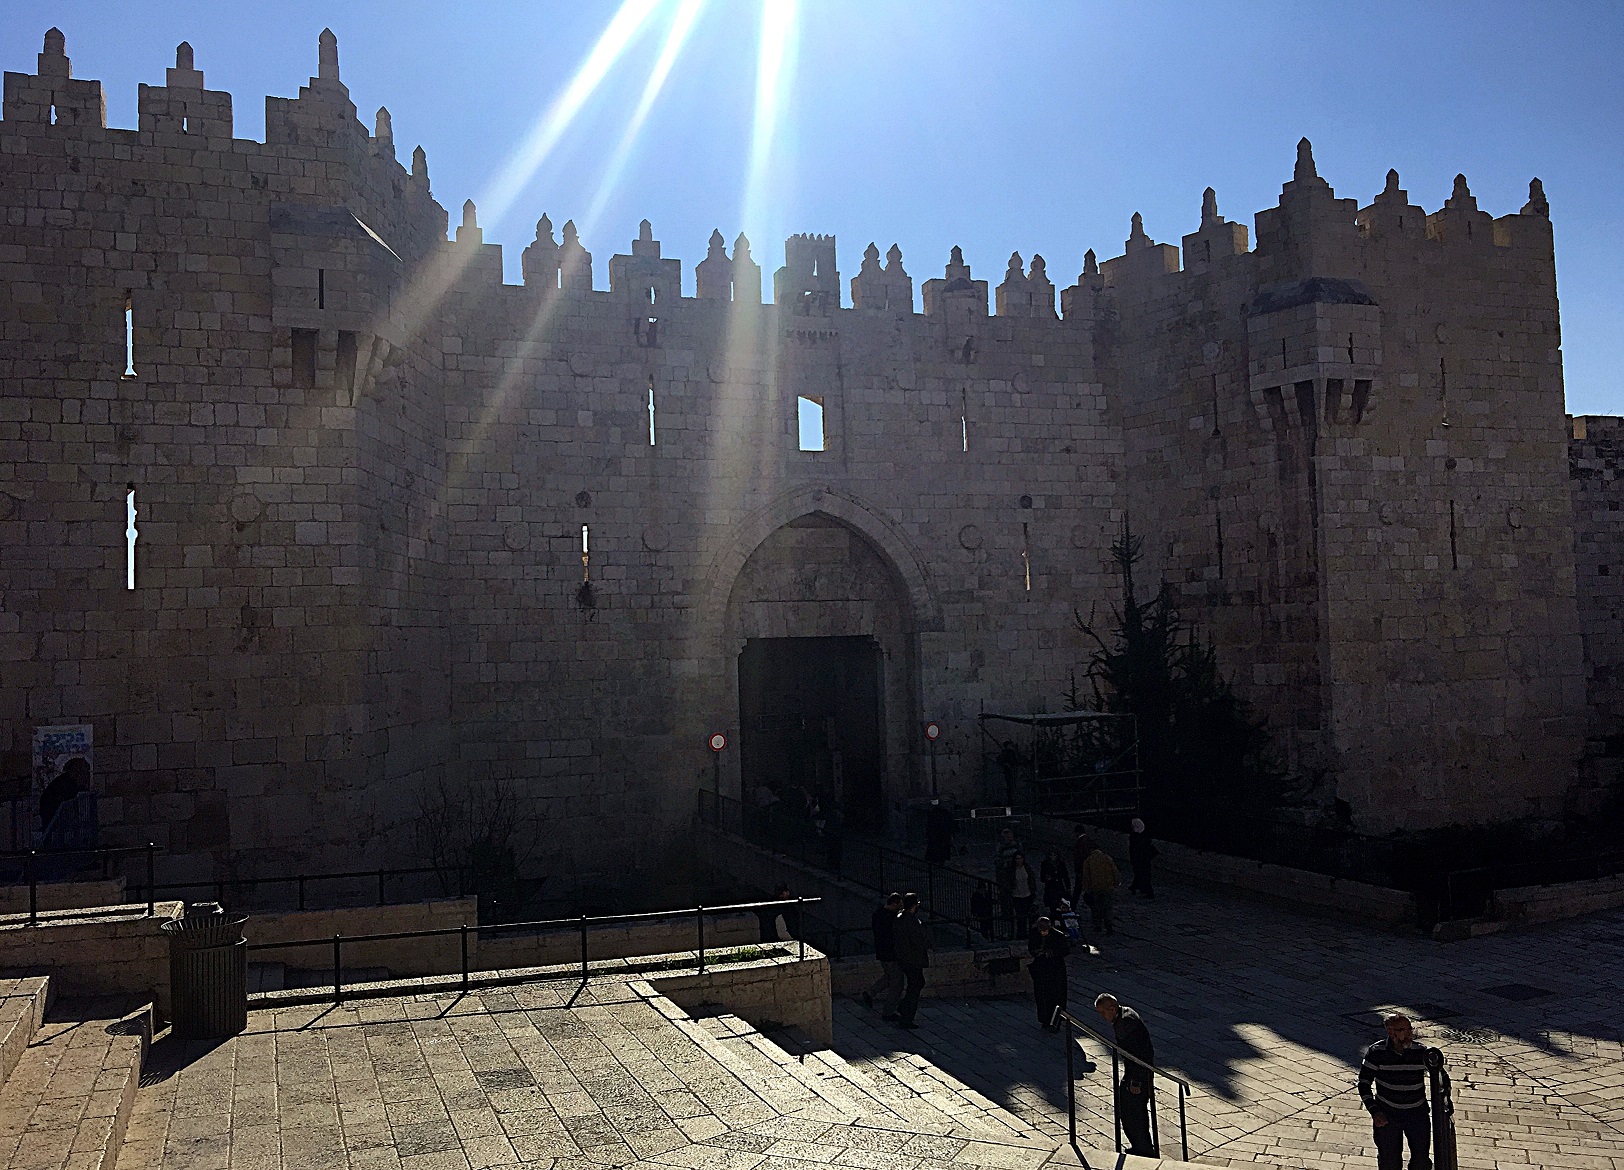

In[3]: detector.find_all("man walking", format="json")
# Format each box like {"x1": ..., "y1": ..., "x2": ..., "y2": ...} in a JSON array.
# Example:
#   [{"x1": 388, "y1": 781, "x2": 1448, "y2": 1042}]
[
  {"x1": 1094, "y1": 993, "x2": 1157, "y2": 1157},
  {"x1": 1069, "y1": 823, "x2": 1095, "y2": 913},
  {"x1": 1027, "y1": 915, "x2": 1071, "y2": 1031},
  {"x1": 1359, "y1": 1013, "x2": 1442, "y2": 1170},
  {"x1": 1128, "y1": 818, "x2": 1157, "y2": 898},
  {"x1": 891, "y1": 892, "x2": 930, "y2": 1030},
  {"x1": 1081, "y1": 842, "x2": 1120, "y2": 934},
  {"x1": 862, "y1": 892, "x2": 904, "y2": 1018}
]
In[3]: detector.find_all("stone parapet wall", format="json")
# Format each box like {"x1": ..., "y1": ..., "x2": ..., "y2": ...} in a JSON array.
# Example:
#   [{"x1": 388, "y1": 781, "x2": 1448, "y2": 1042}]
[
  {"x1": 0, "y1": 877, "x2": 125, "y2": 915},
  {"x1": 0, "y1": 901, "x2": 183, "y2": 1016},
  {"x1": 1491, "y1": 874, "x2": 1624, "y2": 926},
  {"x1": 646, "y1": 948, "x2": 832, "y2": 1045},
  {"x1": 478, "y1": 911, "x2": 758, "y2": 972},
  {"x1": 246, "y1": 897, "x2": 478, "y2": 976}
]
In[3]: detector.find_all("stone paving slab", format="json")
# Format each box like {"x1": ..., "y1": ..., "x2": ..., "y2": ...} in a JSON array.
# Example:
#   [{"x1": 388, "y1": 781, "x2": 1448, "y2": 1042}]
[{"x1": 828, "y1": 867, "x2": 1624, "y2": 1169}]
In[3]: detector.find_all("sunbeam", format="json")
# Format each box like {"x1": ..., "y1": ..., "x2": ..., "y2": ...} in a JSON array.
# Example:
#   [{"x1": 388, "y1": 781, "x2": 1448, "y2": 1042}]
[
  {"x1": 478, "y1": 0, "x2": 664, "y2": 234},
  {"x1": 581, "y1": 0, "x2": 709, "y2": 237},
  {"x1": 739, "y1": 0, "x2": 800, "y2": 238}
]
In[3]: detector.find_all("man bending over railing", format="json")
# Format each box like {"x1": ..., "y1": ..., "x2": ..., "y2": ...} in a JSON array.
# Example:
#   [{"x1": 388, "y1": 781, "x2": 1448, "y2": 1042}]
[{"x1": 1094, "y1": 992, "x2": 1157, "y2": 1157}]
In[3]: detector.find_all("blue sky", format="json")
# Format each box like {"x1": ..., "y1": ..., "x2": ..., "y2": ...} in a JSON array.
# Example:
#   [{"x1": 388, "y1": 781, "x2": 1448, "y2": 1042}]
[{"x1": 6, "y1": 2, "x2": 1624, "y2": 413}]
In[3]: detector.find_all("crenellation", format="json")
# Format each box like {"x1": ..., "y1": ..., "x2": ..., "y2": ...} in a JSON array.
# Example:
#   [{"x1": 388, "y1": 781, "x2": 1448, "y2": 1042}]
[{"x1": 0, "y1": 29, "x2": 1609, "y2": 887}]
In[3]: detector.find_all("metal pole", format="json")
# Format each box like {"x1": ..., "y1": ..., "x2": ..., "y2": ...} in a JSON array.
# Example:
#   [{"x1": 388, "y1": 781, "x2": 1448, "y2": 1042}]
[
  {"x1": 579, "y1": 914, "x2": 588, "y2": 981},
  {"x1": 1179, "y1": 1083, "x2": 1188, "y2": 1162},
  {"x1": 1149, "y1": 1073, "x2": 1160, "y2": 1155},
  {"x1": 1112, "y1": 1049, "x2": 1121, "y2": 1153},
  {"x1": 460, "y1": 923, "x2": 469, "y2": 992},
  {"x1": 930, "y1": 739, "x2": 938, "y2": 797},
  {"x1": 27, "y1": 851, "x2": 36, "y2": 927},
  {"x1": 1064, "y1": 1014, "x2": 1076, "y2": 1147},
  {"x1": 796, "y1": 897, "x2": 804, "y2": 960},
  {"x1": 333, "y1": 934, "x2": 342, "y2": 1003},
  {"x1": 697, "y1": 905, "x2": 705, "y2": 973},
  {"x1": 146, "y1": 843, "x2": 156, "y2": 917}
]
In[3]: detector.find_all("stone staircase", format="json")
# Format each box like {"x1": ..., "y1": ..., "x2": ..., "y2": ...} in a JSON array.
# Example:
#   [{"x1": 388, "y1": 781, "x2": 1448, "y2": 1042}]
[{"x1": 0, "y1": 977, "x2": 151, "y2": 1170}]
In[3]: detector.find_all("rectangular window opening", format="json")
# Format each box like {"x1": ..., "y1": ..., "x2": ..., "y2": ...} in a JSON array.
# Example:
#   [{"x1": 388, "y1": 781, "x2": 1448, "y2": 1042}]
[
  {"x1": 292, "y1": 329, "x2": 318, "y2": 390},
  {"x1": 49, "y1": 103, "x2": 57, "y2": 125},
  {"x1": 123, "y1": 295, "x2": 136, "y2": 377},
  {"x1": 181, "y1": 115, "x2": 190, "y2": 133},
  {"x1": 797, "y1": 396, "x2": 825, "y2": 452},
  {"x1": 647, "y1": 380, "x2": 657, "y2": 446},
  {"x1": 581, "y1": 524, "x2": 591, "y2": 581},
  {"x1": 1021, "y1": 522, "x2": 1032, "y2": 592},
  {"x1": 317, "y1": 268, "x2": 326, "y2": 310},
  {"x1": 125, "y1": 487, "x2": 138, "y2": 589},
  {"x1": 961, "y1": 389, "x2": 970, "y2": 453}
]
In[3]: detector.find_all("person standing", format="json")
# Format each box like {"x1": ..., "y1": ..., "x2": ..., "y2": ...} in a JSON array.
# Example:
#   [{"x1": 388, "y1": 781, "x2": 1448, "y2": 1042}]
[
  {"x1": 1359, "y1": 1013, "x2": 1444, "y2": 1170},
  {"x1": 1094, "y1": 993, "x2": 1157, "y2": 1158},
  {"x1": 1040, "y1": 848, "x2": 1071, "y2": 915},
  {"x1": 995, "y1": 826, "x2": 1022, "y2": 926},
  {"x1": 862, "y1": 892, "x2": 905, "y2": 1018},
  {"x1": 1069, "y1": 823, "x2": 1096, "y2": 913},
  {"x1": 1009, "y1": 852, "x2": 1037, "y2": 938},
  {"x1": 1128, "y1": 818, "x2": 1158, "y2": 898},
  {"x1": 1082, "y1": 844, "x2": 1120, "y2": 934},
  {"x1": 891, "y1": 892, "x2": 930, "y2": 1030},
  {"x1": 1026, "y1": 916, "x2": 1071, "y2": 1030}
]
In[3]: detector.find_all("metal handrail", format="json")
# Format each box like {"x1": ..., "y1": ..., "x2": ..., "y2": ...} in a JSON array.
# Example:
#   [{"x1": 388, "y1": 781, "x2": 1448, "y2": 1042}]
[
  {"x1": 128, "y1": 863, "x2": 476, "y2": 913},
  {"x1": 1052, "y1": 1005, "x2": 1189, "y2": 1162},
  {"x1": 697, "y1": 790, "x2": 1003, "y2": 947},
  {"x1": 3, "y1": 842, "x2": 161, "y2": 926},
  {"x1": 246, "y1": 896, "x2": 822, "y2": 1004}
]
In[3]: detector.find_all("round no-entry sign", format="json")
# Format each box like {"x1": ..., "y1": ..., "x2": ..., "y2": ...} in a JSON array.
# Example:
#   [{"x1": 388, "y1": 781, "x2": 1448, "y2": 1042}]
[
  {"x1": 924, "y1": 721, "x2": 942, "y2": 741},
  {"x1": 708, "y1": 732, "x2": 728, "y2": 752}
]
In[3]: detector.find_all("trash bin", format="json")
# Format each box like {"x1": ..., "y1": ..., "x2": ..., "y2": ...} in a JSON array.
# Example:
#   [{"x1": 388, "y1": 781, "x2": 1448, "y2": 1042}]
[{"x1": 162, "y1": 902, "x2": 248, "y2": 1040}]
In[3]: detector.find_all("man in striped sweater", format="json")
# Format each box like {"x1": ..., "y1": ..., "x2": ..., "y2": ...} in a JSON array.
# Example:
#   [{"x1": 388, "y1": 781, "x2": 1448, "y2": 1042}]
[{"x1": 1358, "y1": 1013, "x2": 1439, "y2": 1170}]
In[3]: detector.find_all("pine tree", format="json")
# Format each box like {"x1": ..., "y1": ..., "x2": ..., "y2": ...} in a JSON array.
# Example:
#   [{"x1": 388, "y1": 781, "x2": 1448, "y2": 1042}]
[{"x1": 1073, "y1": 520, "x2": 1285, "y2": 847}]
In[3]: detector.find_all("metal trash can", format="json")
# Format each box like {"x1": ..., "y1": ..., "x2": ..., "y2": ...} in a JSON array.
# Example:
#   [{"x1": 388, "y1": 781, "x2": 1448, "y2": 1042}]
[{"x1": 162, "y1": 902, "x2": 248, "y2": 1039}]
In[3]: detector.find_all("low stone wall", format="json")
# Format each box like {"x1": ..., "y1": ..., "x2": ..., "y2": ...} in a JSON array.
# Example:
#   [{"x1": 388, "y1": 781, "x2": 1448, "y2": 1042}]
[
  {"x1": 0, "y1": 877, "x2": 127, "y2": 915},
  {"x1": 831, "y1": 943, "x2": 1028, "y2": 1000},
  {"x1": 648, "y1": 946, "x2": 832, "y2": 1045},
  {"x1": 1028, "y1": 817, "x2": 1417, "y2": 924},
  {"x1": 246, "y1": 898, "x2": 480, "y2": 977},
  {"x1": 0, "y1": 901, "x2": 183, "y2": 1017},
  {"x1": 478, "y1": 912, "x2": 758, "y2": 973},
  {"x1": 1492, "y1": 874, "x2": 1624, "y2": 925}
]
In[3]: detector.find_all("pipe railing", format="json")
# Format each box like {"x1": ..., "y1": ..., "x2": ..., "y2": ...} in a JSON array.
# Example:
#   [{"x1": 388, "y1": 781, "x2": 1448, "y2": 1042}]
[
  {"x1": 0, "y1": 842, "x2": 161, "y2": 926},
  {"x1": 1052, "y1": 1006, "x2": 1190, "y2": 1162},
  {"x1": 247, "y1": 896, "x2": 821, "y2": 1004},
  {"x1": 127, "y1": 863, "x2": 477, "y2": 914}
]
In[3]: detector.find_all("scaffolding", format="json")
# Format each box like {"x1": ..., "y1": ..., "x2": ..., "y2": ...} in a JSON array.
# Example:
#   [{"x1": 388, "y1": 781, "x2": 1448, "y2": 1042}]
[{"x1": 977, "y1": 710, "x2": 1142, "y2": 821}]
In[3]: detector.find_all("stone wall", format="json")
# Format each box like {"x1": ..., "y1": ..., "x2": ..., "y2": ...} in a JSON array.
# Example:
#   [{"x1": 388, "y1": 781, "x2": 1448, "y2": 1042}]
[
  {"x1": 0, "y1": 26, "x2": 1602, "y2": 896},
  {"x1": 0, "y1": 901, "x2": 183, "y2": 1016},
  {"x1": 647, "y1": 947, "x2": 832, "y2": 1045}
]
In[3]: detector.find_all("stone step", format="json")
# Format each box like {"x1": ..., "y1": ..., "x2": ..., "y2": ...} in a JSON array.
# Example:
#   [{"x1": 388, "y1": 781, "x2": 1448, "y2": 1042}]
[
  {"x1": 0, "y1": 997, "x2": 150, "y2": 1170},
  {"x1": 0, "y1": 978, "x2": 50, "y2": 1096},
  {"x1": 767, "y1": 1021, "x2": 1053, "y2": 1147}
]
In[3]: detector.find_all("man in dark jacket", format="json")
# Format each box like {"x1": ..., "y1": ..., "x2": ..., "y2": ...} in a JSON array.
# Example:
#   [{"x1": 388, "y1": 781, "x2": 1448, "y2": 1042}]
[
  {"x1": 1359, "y1": 1013, "x2": 1441, "y2": 1170},
  {"x1": 862, "y1": 892, "x2": 904, "y2": 1018},
  {"x1": 891, "y1": 892, "x2": 930, "y2": 1030},
  {"x1": 1027, "y1": 916, "x2": 1071, "y2": 1030},
  {"x1": 1094, "y1": 993, "x2": 1157, "y2": 1157},
  {"x1": 1128, "y1": 818, "x2": 1158, "y2": 898}
]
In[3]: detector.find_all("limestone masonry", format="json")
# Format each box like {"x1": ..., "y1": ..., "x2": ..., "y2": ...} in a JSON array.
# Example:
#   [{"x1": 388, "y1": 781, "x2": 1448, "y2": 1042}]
[{"x1": 3, "y1": 29, "x2": 1620, "y2": 886}]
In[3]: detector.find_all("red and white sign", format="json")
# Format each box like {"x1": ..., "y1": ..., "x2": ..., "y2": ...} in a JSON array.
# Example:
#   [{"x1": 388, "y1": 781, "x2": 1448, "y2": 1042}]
[
  {"x1": 708, "y1": 732, "x2": 728, "y2": 752},
  {"x1": 924, "y1": 721, "x2": 942, "y2": 742}
]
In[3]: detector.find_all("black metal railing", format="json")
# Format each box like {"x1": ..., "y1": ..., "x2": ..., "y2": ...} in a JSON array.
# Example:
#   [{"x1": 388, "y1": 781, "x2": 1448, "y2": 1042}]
[
  {"x1": 698, "y1": 790, "x2": 1025, "y2": 948},
  {"x1": 127, "y1": 863, "x2": 479, "y2": 916},
  {"x1": 0, "y1": 842, "x2": 160, "y2": 926},
  {"x1": 248, "y1": 896, "x2": 821, "y2": 1004},
  {"x1": 1053, "y1": 1005, "x2": 1191, "y2": 1161}
]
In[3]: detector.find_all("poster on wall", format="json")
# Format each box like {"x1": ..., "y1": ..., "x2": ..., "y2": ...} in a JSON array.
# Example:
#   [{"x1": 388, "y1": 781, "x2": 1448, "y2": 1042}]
[{"x1": 32, "y1": 724, "x2": 93, "y2": 799}]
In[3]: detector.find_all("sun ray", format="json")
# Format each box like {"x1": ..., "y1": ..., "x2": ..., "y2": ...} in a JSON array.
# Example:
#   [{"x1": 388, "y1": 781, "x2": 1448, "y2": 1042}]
[{"x1": 581, "y1": 0, "x2": 709, "y2": 237}]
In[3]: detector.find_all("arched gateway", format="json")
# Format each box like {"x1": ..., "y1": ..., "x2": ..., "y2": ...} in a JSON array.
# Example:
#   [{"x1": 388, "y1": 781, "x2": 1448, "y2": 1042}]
[{"x1": 714, "y1": 492, "x2": 935, "y2": 832}]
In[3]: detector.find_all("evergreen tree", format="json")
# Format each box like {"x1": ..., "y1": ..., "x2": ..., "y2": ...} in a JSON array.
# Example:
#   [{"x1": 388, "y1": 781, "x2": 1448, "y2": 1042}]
[{"x1": 1073, "y1": 520, "x2": 1285, "y2": 848}]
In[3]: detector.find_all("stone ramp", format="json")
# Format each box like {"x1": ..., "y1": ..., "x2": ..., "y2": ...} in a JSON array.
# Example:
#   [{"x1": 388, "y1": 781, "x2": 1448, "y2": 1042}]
[{"x1": 0, "y1": 994, "x2": 150, "y2": 1170}]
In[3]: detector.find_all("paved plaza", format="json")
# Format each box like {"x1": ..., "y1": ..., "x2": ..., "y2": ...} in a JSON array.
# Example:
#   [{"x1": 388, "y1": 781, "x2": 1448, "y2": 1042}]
[{"x1": 831, "y1": 872, "x2": 1624, "y2": 1169}]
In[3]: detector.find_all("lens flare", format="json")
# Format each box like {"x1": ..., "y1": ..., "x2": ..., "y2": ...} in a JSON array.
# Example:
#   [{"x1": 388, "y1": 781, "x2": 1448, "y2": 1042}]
[
  {"x1": 740, "y1": 0, "x2": 800, "y2": 238},
  {"x1": 582, "y1": 0, "x2": 709, "y2": 235},
  {"x1": 479, "y1": 0, "x2": 664, "y2": 233}
]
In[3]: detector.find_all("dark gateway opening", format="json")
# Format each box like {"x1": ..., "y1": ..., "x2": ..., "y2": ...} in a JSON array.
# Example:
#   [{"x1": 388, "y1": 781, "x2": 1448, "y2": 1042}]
[{"x1": 738, "y1": 635, "x2": 886, "y2": 831}]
